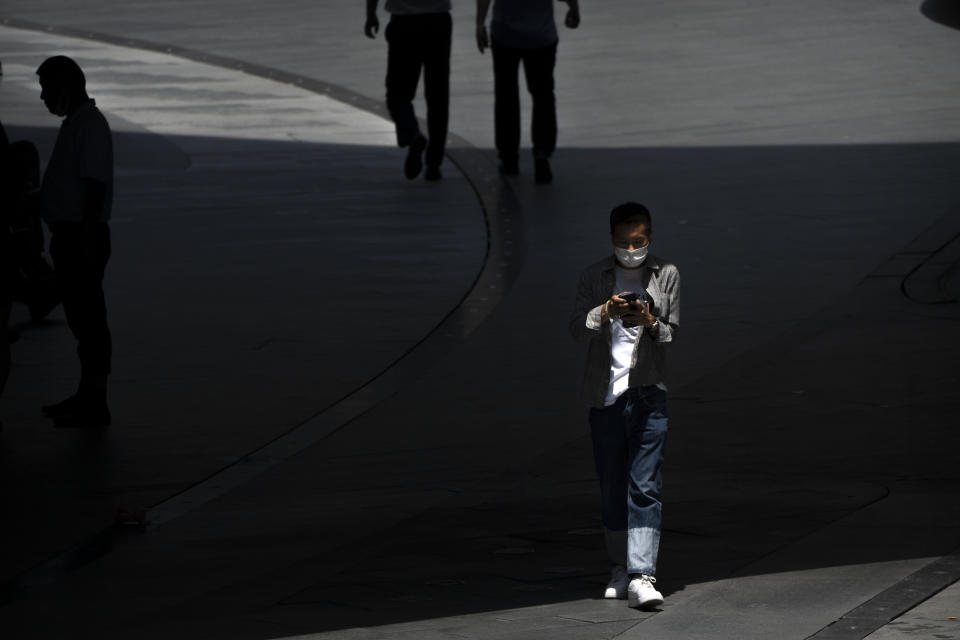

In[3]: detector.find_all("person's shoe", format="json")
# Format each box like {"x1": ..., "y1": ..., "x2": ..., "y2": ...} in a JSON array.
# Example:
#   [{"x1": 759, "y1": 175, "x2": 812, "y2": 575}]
[
  {"x1": 604, "y1": 565, "x2": 629, "y2": 600},
  {"x1": 627, "y1": 575, "x2": 663, "y2": 609},
  {"x1": 534, "y1": 157, "x2": 552, "y2": 184},
  {"x1": 424, "y1": 165, "x2": 442, "y2": 181},
  {"x1": 404, "y1": 134, "x2": 427, "y2": 180},
  {"x1": 498, "y1": 160, "x2": 519, "y2": 176},
  {"x1": 42, "y1": 394, "x2": 81, "y2": 418}
]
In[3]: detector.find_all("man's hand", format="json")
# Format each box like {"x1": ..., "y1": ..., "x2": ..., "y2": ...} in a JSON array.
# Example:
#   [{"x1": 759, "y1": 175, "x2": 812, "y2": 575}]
[
  {"x1": 563, "y1": 0, "x2": 580, "y2": 29},
  {"x1": 606, "y1": 292, "x2": 633, "y2": 323},
  {"x1": 364, "y1": 13, "x2": 380, "y2": 38},
  {"x1": 476, "y1": 24, "x2": 489, "y2": 53},
  {"x1": 621, "y1": 301, "x2": 657, "y2": 328}
]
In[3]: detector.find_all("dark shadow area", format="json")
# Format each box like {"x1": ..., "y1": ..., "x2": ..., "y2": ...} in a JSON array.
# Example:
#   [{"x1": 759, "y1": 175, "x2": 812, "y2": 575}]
[
  {"x1": 921, "y1": 0, "x2": 960, "y2": 29},
  {"x1": 0, "y1": 124, "x2": 490, "y2": 583},
  {"x1": 0, "y1": 138, "x2": 958, "y2": 638}
]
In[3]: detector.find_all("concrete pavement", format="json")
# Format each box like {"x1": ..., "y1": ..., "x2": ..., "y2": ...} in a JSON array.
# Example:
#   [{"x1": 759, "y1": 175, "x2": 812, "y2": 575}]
[{"x1": 1, "y1": 2, "x2": 960, "y2": 638}]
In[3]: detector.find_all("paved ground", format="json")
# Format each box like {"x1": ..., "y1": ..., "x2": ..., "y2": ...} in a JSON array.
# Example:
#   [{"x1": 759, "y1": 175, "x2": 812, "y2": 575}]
[{"x1": 1, "y1": 1, "x2": 959, "y2": 638}]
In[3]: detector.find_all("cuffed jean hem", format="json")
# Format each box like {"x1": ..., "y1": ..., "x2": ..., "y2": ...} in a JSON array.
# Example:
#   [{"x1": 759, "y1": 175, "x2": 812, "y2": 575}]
[{"x1": 627, "y1": 526, "x2": 661, "y2": 576}]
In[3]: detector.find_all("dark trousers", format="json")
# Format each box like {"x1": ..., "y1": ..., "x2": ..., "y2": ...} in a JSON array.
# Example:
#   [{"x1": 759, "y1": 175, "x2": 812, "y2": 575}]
[
  {"x1": 49, "y1": 222, "x2": 112, "y2": 379},
  {"x1": 588, "y1": 386, "x2": 668, "y2": 575},
  {"x1": 385, "y1": 12, "x2": 451, "y2": 169},
  {"x1": 491, "y1": 39, "x2": 558, "y2": 163}
]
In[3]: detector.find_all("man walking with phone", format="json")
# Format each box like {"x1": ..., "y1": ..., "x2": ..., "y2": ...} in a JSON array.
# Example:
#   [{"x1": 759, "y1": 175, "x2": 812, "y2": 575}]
[{"x1": 570, "y1": 202, "x2": 680, "y2": 609}]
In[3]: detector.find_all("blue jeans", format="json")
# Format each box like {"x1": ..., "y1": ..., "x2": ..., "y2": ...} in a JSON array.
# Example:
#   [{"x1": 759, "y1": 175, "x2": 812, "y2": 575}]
[{"x1": 589, "y1": 385, "x2": 668, "y2": 576}]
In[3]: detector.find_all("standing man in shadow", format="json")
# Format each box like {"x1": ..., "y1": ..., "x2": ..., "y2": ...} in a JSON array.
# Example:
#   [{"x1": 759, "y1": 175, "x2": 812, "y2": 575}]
[
  {"x1": 365, "y1": 0, "x2": 452, "y2": 181},
  {"x1": 570, "y1": 202, "x2": 680, "y2": 609},
  {"x1": 476, "y1": 0, "x2": 580, "y2": 184},
  {"x1": 36, "y1": 56, "x2": 114, "y2": 428}
]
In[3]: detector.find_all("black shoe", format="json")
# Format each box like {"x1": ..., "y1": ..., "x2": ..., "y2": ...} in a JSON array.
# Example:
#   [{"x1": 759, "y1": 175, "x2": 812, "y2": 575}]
[
  {"x1": 534, "y1": 157, "x2": 552, "y2": 184},
  {"x1": 404, "y1": 134, "x2": 427, "y2": 180},
  {"x1": 424, "y1": 165, "x2": 442, "y2": 181},
  {"x1": 498, "y1": 160, "x2": 519, "y2": 176},
  {"x1": 42, "y1": 394, "x2": 81, "y2": 418}
]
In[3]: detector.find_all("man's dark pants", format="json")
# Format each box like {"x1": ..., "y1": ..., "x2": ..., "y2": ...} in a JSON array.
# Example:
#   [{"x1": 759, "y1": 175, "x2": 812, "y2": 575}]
[
  {"x1": 49, "y1": 222, "x2": 111, "y2": 383},
  {"x1": 385, "y1": 12, "x2": 451, "y2": 169},
  {"x1": 491, "y1": 39, "x2": 558, "y2": 166}
]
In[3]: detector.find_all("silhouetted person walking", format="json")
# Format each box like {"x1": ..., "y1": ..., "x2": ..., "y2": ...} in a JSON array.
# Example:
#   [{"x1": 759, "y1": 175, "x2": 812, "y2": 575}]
[
  {"x1": 570, "y1": 202, "x2": 680, "y2": 609},
  {"x1": 365, "y1": 0, "x2": 452, "y2": 181},
  {"x1": 36, "y1": 56, "x2": 113, "y2": 428},
  {"x1": 476, "y1": 0, "x2": 579, "y2": 183}
]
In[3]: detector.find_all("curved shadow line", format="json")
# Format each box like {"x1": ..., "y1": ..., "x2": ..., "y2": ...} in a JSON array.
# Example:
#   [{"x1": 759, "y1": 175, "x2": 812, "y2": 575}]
[{"x1": 0, "y1": 15, "x2": 525, "y2": 603}]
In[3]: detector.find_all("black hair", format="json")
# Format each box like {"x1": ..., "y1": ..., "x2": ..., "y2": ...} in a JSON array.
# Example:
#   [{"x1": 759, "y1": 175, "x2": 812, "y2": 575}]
[
  {"x1": 36, "y1": 56, "x2": 86, "y2": 94},
  {"x1": 609, "y1": 202, "x2": 652, "y2": 234}
]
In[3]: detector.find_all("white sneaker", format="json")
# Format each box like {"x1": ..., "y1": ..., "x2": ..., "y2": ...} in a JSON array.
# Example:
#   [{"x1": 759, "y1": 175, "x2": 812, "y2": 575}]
[
  {"x1": 627, "y1": 575, "x2": 664, "y2": 609},
  {"x1": 603, "y1": 565, "x2": 628, "y2": 599}
]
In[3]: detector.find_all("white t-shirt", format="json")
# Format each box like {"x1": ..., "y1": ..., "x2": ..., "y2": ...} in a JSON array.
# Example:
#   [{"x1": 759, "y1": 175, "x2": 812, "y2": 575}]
[{"x1": 604, "y1": 266, "x2": 647, "y2": 406}]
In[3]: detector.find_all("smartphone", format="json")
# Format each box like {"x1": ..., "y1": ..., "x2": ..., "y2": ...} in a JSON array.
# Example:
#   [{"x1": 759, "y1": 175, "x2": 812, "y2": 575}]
[{"x1": 619, "y1": 291, "x2": 652, "y2": 309}]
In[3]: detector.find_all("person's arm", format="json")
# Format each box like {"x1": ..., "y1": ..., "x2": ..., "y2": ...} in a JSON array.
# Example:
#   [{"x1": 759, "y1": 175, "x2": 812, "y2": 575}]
[
  {"x1": 476, "y1": 0, "x2": 492, "y2": 53},
  {"x1": 364, "y1": 0, "x2": 380, "y2": 38},
  {"x1": 652, "y1": 266, "x2": 680, "y2": 343},
  {"x1": 79, "y1": 177, "x2": 107, "y2": 263},
  {"x1": 81, "y1": 178, "x2": 107, "y2": 225},
  {"x1": 618, "y1": 269, "x2": 678, "y2": 341},
  {"x1": 561, "y1": 0, "x2": 580, "y2": 29}
]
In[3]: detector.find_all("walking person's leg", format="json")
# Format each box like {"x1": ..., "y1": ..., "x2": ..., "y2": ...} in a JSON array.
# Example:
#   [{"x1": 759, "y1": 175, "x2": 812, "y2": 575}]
[
  {"x1": 521, "y1": 42, "x2": 557, "y2": 183},
  {"x1": 589, "y1": 393, "x2": 631, "y2": 599},
  {"x1": 44, "y1": 223, "x2": 112, "y2": 427},
  {"x1": 624, "y1": 385, "x2": 668, "y2": 608},
  {"x1": 385, "y1": 15, "x2": 428, "y2": 179},
  {"x1": 76, "y1": 224, "x2": 112, "y2": 402},
  {"x1": 491, "y1": 40, "x2": 522, "y2": 174},
  {"x1": 422, "y1": 12, "x2": 451, "y2": 179}
]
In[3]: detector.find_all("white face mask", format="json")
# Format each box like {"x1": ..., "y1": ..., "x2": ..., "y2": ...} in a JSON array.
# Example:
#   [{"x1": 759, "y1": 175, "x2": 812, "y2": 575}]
[{"x1": 614, "y1": 245, "x2": 648, "y2": 268}]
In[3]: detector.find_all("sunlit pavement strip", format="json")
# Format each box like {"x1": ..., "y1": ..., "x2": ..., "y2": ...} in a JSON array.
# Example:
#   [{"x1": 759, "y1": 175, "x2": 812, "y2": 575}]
[
  {"x1": 0, "y1": 25, "x2": 396, "y2": 148},
  {"x1": 262, "y1": 560, "x2": 960, "y2": 640}
]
